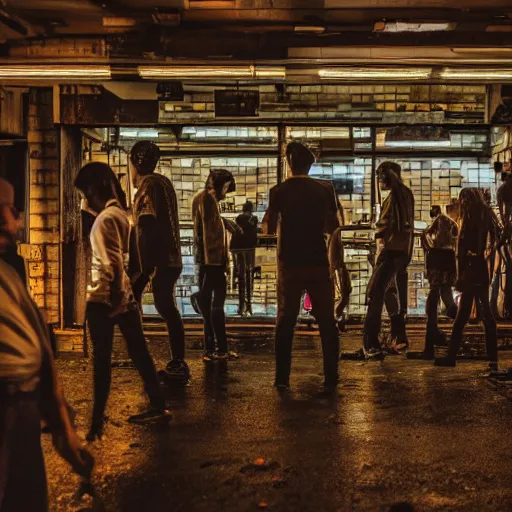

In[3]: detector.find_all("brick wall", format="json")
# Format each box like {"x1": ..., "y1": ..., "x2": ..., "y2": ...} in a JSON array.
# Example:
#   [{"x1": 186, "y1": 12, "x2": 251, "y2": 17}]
[{"x1": 23, "y1": 88, "x2": 60, "y2": 325}]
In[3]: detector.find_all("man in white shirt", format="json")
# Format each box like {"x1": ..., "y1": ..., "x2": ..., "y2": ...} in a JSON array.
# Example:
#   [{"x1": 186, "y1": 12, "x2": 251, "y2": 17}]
[{"x1": 0, "y1": 178, "x2": 91, "y2": 511}]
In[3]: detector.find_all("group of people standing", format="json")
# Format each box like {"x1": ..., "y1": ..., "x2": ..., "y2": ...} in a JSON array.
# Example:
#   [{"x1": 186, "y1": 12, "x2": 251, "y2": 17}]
[{"x1": 0, "y1": 137, "x2": 508, "y2": 510}]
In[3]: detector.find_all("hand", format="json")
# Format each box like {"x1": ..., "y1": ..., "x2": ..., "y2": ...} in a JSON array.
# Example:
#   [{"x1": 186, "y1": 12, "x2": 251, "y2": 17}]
[{"x1": 53, "y1": 429, "x2": 94, "y2": 478}]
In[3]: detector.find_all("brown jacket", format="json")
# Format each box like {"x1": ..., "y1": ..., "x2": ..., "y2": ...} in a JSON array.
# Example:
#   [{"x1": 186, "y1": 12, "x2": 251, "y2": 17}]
[
  {"x1": 192, "y1": 188, "x2": 229, "y2": 268},
  {"x1": 376, "y1": 183, "x2": 415, "y2": 258}
]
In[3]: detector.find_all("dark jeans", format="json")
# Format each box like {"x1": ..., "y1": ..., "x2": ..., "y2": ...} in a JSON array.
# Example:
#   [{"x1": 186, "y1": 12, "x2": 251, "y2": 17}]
[
  {"x1": 198, "y1": 265, "x2": 228, "y2": 354},
  {"x1": 425, "y1": 284, "x2": 455, "y2": 348},
  {"x1": 0, "y1": 390, "x2": 47, "y2": 512},
  {"x1": 275, "y1": 265, "x2": 339, "y2": 386},
  {"x1": 86, "y1": 303, "x2": 165, "y2": 428},
  {"x1": 364, "y1": 250, "x2": 410, "y2": 349},
  {"x1": 135, "y1": 267, "x2": 185, "y2": 361},
  {"x1": 232, "y1": 250, "x2": 255, "y2": 311},
  {"x1": 448, "y1": 287, "x2": 497, "y2": 361}
]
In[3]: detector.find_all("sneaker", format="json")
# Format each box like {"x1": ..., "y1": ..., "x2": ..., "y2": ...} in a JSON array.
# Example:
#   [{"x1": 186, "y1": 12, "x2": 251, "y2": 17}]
[
  {"x1": 214, "y1": 350, "x2": 239, "y2": 361},
  {"x1": 434, "y1": 356, "x2": 456, "y2": 367},
  {"x1": 128, "y1": 408, "x2": 172, "y2": 425},
  {"x1": 274, "y1": 382, "x2": 291, "y2": 392},
  {"x1": 164, "y1": 360, "x2": 191, "y2": 382},
  {"x1": 364, "y1": 347, "x2": 385, "y2": 361},
  {"x1": 203, "y1": 351, "x2": 216, "y2": 363},
  {"x1": 245, "y1": 304, "x2": 253, "y2": 316}
]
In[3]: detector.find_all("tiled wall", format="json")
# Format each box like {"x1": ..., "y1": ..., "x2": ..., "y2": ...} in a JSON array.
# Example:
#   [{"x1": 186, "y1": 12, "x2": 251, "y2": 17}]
[{"x1": 160, "y1": 84, "x2": 487, "y2": 124}]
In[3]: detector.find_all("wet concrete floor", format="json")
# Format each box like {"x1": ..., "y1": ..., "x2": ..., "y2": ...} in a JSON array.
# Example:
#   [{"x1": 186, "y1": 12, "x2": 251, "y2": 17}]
[{"x1": 44, "y1": 335, "x2": 512, "y2": 512}]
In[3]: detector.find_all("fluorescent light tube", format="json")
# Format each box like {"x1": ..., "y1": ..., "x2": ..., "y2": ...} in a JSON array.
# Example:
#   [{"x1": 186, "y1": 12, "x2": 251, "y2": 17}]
[
  {"x1": 374, "y1": 21, "x2": 455, "y2": 33},
  {"x1": 0, "y1": 65, "x2": 111, "y2": 80},
  {"x1": 440, "y1": 67, "x2": 512, "y2": 80},
  {"x1": 138, "y1": 65, "x2": 285, "y2": 80},
  {"x1": 318, "y1": 67, "x2": 432, "y2": 80}
]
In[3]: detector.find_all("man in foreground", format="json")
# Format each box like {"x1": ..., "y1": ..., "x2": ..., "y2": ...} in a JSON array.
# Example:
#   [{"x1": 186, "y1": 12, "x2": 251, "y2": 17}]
[
  {"x1": 0, "y1": 178, "x2": 91, "y2": 511},
  {"x1": 264, "y1": 142, "x2": 340, "y2": 391}
]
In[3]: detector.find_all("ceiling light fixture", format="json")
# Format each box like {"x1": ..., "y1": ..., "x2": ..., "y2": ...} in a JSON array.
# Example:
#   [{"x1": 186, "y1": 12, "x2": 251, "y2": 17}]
[
  {"x1": 318, "y1": 67, "x2": 432, "y2": 80},
  {"x1": 138, "y1": 65, "x2": 286, "y2": 80},
  {"x1": 374, "y1": 21, "x2": 456, "y2": 32},
  {"x1": 294, "y1": 26, "x2": 326, "y2": 34},
  {"x1": 0, "y1": 65, "x2": 112, "y2": 80},
  {"x1": 440, "y1": 67, "x2": 512, "y2": 80}
]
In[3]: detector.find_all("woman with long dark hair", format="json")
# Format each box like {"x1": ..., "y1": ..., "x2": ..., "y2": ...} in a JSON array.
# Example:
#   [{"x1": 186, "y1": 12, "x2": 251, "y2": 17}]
[
  {"x1": 74, "y1": 162, "x2": 169, "y2": 441},
  {"x1": 435, "y1": 188, "x2": 499, "y2": 367}
]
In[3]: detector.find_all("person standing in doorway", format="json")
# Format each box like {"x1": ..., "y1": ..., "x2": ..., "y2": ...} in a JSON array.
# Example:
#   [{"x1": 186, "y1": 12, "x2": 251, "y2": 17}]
[
  {"x1": 363, "y1": 162, "x2": 414, "y2": 360},
  {"x1": 192, "y1": 169, "x2": 237, "y2": 362},
  {"x1": 422, "y1": 205, "x2": 458, "y2": 359},
  {"x1": 435, "y1": 188, "x2": 499, "y2": 367},
  {"x1": 74, "y1": 162, "x2": 169, "y2": 441},
  {"x1": 230, "y1": 200, "x2": 258, "y2": 316},
  {"x1": 130, "y1": 141, "x2": 189, "y2": 383},
  {"x1": 0, "y1": 178, "x2": 92, "y2": 512},
  {"x1": 263, "y1": 142, "x2": 340, "y2": 391}
]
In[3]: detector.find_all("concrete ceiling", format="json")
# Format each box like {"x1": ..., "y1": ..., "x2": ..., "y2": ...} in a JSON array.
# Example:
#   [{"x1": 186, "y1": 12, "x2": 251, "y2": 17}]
[{"x1": 1, "y1": 0, "x2": 511, "y2": 62}]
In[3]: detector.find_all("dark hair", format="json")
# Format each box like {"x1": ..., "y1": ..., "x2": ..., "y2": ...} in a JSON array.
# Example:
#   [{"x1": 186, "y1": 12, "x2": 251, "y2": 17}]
[
  {"x1": 74, "y1": 162, "x2": 128, "y2": 210},
  {"x1": 494, "y1": 161, "x2": 503, "y2": 173},
  {"x1": 430, "y1": 205, "x2": 442, "y2": 217},
  {"x1": 206, "y1": 169, "x2": 236, "y2": 194},
  {"x1": 242, "y1": 200, "x2": 254, "y2": 212},
  {"x1": 286, "y1": 142, "x2": 315, "y2": 175},
  {"x1": 377, "y1": 161, "x2": 402, "y2": 180},
  {"x1": 130, "y1": 141, "x2": 160, "y2": 175},
  {"x1": 458, "y1": 187, "x2": 486, "y2": 226}
]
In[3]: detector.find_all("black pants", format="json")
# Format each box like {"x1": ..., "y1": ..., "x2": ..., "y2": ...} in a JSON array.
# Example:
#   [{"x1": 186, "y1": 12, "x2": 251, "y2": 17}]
[
  {"x1": 275, "y1": 265, "x2": 339, "y2": 386},
  {"x1": 426, "y1": 283, "x2": 456, "y2": 341},
  {"x1": 364, "y1": 250, "x2": 410, "y2": 349},
  {"x1": 232, "y1": 250, "x2": 255, "y2": 311},
  {"x1": 0, "y1": 390, "x2": 47, "y2": 512},
  {"x1": 198, "y1": 265, "x2": 228, "y2": 354},
  {"x1": 448, "y1": 287, "x2": 497, "y2": 361},
  {"x1": 86, "y1": 303, "x2": 165, "y2": 428},
  {"x1": 135, "y1": 267, "x2": 185, "y2": 361}
]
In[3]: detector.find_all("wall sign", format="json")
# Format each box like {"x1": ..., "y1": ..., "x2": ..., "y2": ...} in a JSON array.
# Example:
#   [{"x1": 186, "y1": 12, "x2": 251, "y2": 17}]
[{"x1": 214, "y1": 90, "x2": 259, "y2": 117}]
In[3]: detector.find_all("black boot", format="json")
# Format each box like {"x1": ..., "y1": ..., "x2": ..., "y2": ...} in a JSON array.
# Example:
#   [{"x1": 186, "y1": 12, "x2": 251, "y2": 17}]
[
  {"x1": 389, "y1": 315, "x2": 409, "y2": 353},
  {"x1": 424, "y1": 330, "x2": 447, "y2": 360}
]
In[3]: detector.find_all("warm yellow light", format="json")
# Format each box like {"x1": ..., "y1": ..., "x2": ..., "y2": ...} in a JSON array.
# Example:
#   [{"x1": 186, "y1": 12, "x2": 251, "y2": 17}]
[
  {"x1": 318, "y1": 67, "x2": 432, "y2": 80},
  {"x1": 0, "y1": 65, "x2": 111, "y2": 80},
  {"x1": 138, "y1": 65, "x2": 286, "y2": 80},
  {"x1": 374, "y1": 21, "x2": 455, "y2": 32},
  {"x1": 440, "y1": 67, "x2": 512, "y2": 80}
]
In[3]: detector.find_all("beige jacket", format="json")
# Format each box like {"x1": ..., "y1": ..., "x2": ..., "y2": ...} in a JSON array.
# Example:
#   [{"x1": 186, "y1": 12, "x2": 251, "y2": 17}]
[{"x1": 192, "y1": 188, "x2": 229, "y2": 268}]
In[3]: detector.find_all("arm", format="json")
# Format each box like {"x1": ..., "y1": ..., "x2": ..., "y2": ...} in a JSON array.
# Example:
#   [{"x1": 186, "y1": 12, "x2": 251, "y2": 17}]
[
  {"x1": 325, "y1": 184, "x2": 340, "y2": 235},
  {"x1": 38, "y1": 346, "x2": 92, "y2": 477},
  {"x1": 90, "y1": 216, "x2": 125, "y2": 311},
  {"x1": 223, "y1": 217, "x2": 242, "y2": 235},
  {"x1": 134, "y1": 184, "x2": 160, "y2": 277},
  {"x1": 262, "y1": 187, "x2": 279, "y2": 235},
  {"x1": 201, "y1": 192, "x2": 226, "y2": 264},
  {"x1": 137, "y1": 215, "x2": 159, "y2": 276}
]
